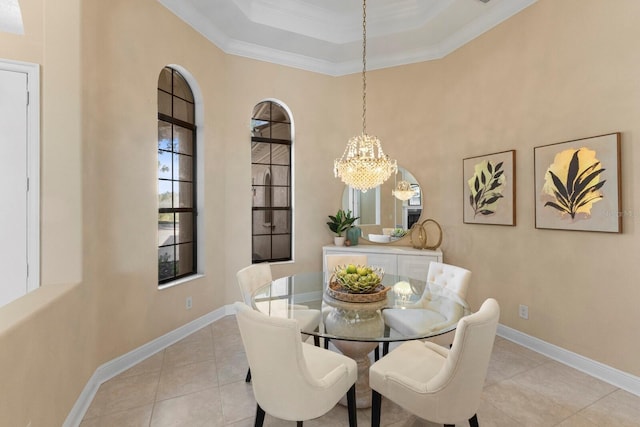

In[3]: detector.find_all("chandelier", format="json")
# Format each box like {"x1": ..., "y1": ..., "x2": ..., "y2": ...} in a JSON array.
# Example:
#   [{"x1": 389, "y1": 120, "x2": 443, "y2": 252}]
[
  {"x1": 392, "y1": 180, "x2": 415, "y2": 201},
  {"x1": 334, "y1": 0, "x2": 397, "y2": 192}
]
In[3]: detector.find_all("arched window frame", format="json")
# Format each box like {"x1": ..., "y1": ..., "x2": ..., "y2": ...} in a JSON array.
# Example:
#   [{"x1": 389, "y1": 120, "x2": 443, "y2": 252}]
[
  {"x1": 157, "y1": 65, "x2": 205, "y2": 287},
  {"x1": 250, "y1": 100, "x2": 294, "y2": 263}
]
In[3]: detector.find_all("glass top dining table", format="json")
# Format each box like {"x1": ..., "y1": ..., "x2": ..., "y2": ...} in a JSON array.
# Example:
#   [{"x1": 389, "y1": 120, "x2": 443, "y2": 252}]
[
  {"x1": 251, "y1": 271, "x2": 471, "y2": 408},
  {"x1": 251, "y1": 271, "x2": 471, "y2": 343}
]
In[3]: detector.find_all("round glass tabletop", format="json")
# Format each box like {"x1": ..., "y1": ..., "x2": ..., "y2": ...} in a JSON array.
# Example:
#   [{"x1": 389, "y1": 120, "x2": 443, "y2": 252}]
[{"x1": 251, "y1": 271, "x2": 470, "y2": 343}]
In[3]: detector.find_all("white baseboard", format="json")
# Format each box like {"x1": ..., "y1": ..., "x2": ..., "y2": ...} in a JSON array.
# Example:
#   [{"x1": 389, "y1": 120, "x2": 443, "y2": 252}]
[
  {"x1": 498, "y1": 324, "x2": 640, "y2": 397},
  {"x1": 63, "y1": 305, "x2": 233, "y2": 427}
]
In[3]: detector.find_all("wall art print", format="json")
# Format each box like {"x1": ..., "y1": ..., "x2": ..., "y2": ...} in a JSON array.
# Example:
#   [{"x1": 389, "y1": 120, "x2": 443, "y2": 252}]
[
  {"x1": 534, "y1": 133, "x2": 621, "y2": 233},
  {"x1": 463, "y1": 150, "x2": 516, "y2": 226}
]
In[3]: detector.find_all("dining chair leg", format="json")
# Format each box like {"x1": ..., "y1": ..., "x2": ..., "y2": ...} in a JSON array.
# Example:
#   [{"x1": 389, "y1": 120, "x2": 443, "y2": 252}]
[
  {"x1": 347, "y1": 384, "x2": 358, "y2": 427},
  {"x1": 254, "y1": 404, "x2": 265, "y2": 427},
  {"x1": 245, "y1": 368, "x2": 251, "y2": 383},
  {"x1": 324, "y1": 338, "x2": 330, "y2": 349},
  {"x1": 371, "y1": 389, "x2": 381, "y2": 427},
  {"x1": 314, "y1": 336, "x2": 320, "y2": 347},
  {"x1": 382, "y1": 342, "x2": 389, "y2": 357},
  {"x1": 296, "y1": 422, "x2": 303, "y2": 427},
  {"x1": 443, "y1": 412, "x2": 479, "y2": 427},
  {"x1": 374, "y1": 346, "x2": 379, "y2": 361}
]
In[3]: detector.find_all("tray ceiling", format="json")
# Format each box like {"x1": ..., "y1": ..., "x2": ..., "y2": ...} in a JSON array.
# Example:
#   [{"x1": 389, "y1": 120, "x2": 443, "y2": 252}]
[{"x1": 158, "y1": 0, "x2": 537, "y2": 76}]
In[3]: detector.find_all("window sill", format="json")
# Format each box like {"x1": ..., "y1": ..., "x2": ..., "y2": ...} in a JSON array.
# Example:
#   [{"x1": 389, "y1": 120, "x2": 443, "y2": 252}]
[
  {"x1": 158, "y1": 273, "x2": 205, "y2": 291},
  {"x1": 270, "y1": 260, "x2": 294, "y2": 265}
]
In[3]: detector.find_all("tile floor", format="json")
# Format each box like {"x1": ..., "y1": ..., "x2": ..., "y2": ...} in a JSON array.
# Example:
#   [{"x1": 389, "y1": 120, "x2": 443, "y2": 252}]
[{"x1": 80, "y1": 315, "x2": 640, "y2": 426}]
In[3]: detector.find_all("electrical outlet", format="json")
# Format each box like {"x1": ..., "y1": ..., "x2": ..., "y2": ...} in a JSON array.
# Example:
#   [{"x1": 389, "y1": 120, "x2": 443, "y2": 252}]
[
  {"x1": 518, "y1": 304, "x2": 529, "y2": 320},
  {"x1": 186, "y1": 296, "x2": 193, "y2": 310}
]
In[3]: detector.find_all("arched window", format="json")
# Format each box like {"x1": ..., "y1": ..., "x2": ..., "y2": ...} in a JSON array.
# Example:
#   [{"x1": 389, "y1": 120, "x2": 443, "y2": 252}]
[
  {"x1": 251, "y1": 101, "x2": 292, "y2": 262},
  {"x1": 157, "y1": 67, "x2": 197, "y2": 284}
]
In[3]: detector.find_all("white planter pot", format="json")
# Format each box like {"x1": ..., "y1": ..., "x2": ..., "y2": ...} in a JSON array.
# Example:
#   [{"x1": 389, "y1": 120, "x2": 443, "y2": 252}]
[{"x1": 334, "y1": 236, "x2": 346, "y2": 246}]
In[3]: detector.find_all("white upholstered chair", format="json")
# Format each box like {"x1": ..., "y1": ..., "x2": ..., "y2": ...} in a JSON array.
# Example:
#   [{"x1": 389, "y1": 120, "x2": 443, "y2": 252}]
[
  {"x1": 236, "y1": 263, "x2": 322, "y2": 382},
  {"x1": 234, "y1": 302, "x2": 358, "y2": 427},
  {"x1": 236, "y1": 263, "x2": 273, "y2": 306},
  {"x1": 370, "y1": 298, "x2": 500, "y2": 427},
  {"x1": 382, "y1": 262, "x2": 471, "y2": 353},
  {"x1": 236, "y1": 263, "x2": 321, "y2": 329},
  {"x1": 424, "y1": 261, "x2": 472, "y2": 300}
]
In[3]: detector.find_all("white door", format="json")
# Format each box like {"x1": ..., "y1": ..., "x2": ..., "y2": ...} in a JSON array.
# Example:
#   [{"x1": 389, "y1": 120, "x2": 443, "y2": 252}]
[{"x1": 0, "y1": 68, "x2": 29, "y2": 307}]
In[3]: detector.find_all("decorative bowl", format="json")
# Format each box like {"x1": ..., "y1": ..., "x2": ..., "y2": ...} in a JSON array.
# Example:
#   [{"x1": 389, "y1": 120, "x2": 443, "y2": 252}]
[
  {"x1": 327, "y1": 281, "x2": 390, "y2": 303},
  {"x1": 332, "y1": 264, "x2": 384, "y2": 294}
]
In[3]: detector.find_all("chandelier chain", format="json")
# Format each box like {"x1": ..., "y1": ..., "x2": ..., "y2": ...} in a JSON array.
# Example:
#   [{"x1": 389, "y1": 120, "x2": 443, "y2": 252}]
[
  {"x1": 333, "y1": 0, "x2": 397, "y2": 192},
  {"x1": 361, "y1": 0, "x2": 367, "y2": 135}
]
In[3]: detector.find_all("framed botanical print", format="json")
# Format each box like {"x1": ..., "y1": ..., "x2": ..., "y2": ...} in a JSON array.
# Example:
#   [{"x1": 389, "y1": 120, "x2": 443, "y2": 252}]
[
  {"x1": 463, "y1": 150, "x2": 516, "y2": 226},
  {"x1": 534, "y1": 133, "x2": 621, "y2": 233}
]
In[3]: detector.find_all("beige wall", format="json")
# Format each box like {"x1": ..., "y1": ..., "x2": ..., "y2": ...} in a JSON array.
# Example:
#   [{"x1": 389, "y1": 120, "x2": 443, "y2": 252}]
[
  {"x1": 0, "y1": 0, "x2": 639, "y2": 425},
  {"x1": 365, "y1": 0, "x2": 640, "y2": 374},
  {"x1": 0, "y1": 0, "x2": 87, "y2": 424},
  {"x1": 1, "y1": 0, "x2": 350, "y2": 424}
]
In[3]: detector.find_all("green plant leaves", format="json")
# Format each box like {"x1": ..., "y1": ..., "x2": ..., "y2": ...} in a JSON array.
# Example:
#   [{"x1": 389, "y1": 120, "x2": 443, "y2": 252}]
[
  {"x1": 327, "y1": 209, "x2": 359, "y2": 236},
  {"x1": 468, "y1": 160, "x2": 506, "y2": 217}
]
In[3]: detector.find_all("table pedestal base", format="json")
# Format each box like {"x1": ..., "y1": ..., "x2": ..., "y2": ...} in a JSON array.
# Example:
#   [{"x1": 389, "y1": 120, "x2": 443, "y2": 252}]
[
  {"x1": 332, "y1": 340, "x2": 379, "y2": 408},
  {"x1": 323, "y1": 295, "x2": 386, "y2": 409}
]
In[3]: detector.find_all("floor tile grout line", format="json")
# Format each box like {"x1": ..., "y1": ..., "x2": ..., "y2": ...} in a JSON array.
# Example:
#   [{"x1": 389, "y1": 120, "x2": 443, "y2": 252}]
[
  {"x1": 505, "y1": 357, "x2": 621, "y2": 411},
  {"x1": 479, "y1": 397, "x2": 522, "y2": 427},
  {"x1": 147, "y1": 347, "x2": 166, "y2": 426},
  {"x1": 210, "y1": 323, "x2": 230, "y2": 426},
  {"x1": 83, "y1": 360, "x2": 166, "y2": 422},
  {"x1": 213, "y1": 322, "x2": 237, "y2": 426},
  {"x1": 148, "y1": 329, "x2": 223, "y2": 425},
  {"x1": 486, "y1": 364, "x2": 612, "y2": 427}
]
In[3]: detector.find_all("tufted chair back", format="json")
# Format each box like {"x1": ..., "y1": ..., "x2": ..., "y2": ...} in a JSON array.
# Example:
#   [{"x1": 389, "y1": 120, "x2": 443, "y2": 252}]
[{"x1": 425, "y1": 262, "x2": 471, "y2": 300}]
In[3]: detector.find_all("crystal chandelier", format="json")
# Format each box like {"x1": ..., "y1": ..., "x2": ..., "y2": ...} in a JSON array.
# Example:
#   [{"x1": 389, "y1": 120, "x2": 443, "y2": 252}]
[
  {"x1": 392, "y1": 180, "x2": 415, "y2": 201},
  {"x1": 334, "y1": 0, "x2": 397, "y2": 192}
]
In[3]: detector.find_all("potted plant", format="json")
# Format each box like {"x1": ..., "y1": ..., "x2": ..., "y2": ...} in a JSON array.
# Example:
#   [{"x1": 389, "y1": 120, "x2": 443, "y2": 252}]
[
  {"x1": 327, "y1": 209, "x2": 359, "y2": 246},
  {"x1": 390, "y1": 228, "x2": 406, "y2": 239}
]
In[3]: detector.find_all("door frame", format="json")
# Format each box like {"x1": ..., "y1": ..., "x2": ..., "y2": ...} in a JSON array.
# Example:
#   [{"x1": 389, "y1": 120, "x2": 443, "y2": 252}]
[{"x1": 1, "y1": 58, "x2": 40, "y2": 293}]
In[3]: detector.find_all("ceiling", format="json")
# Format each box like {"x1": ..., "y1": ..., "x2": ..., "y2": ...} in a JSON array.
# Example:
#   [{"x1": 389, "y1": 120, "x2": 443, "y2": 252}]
[{"x1": 158, "y1": 0, "x2": 537, "y2": 76}]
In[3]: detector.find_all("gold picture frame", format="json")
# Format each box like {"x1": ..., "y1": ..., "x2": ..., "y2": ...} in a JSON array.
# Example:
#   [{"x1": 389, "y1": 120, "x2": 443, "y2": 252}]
[{"x1": 534, "y1": 133, "x2": 621, "y2": 233}]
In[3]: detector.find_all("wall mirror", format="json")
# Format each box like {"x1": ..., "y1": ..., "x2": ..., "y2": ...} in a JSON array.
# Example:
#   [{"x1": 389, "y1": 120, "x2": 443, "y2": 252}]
[{"x1": 342, "y1": 166, "x2": 422, "y2": 244}]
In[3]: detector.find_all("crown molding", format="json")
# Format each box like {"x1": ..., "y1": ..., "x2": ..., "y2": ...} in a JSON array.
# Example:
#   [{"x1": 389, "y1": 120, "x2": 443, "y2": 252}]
[{"x1": 158, "y1": 0, "x2": 538, "y2": 76}]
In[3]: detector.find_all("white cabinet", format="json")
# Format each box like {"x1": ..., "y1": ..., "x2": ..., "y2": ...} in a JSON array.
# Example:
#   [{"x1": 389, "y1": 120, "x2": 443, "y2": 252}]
[
  {"x1": 323, "y1": 245, "x2": 443, "y2": 281},
  {"x1": 367, "y1": 253, "x2": 398, "y2": 275}
]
